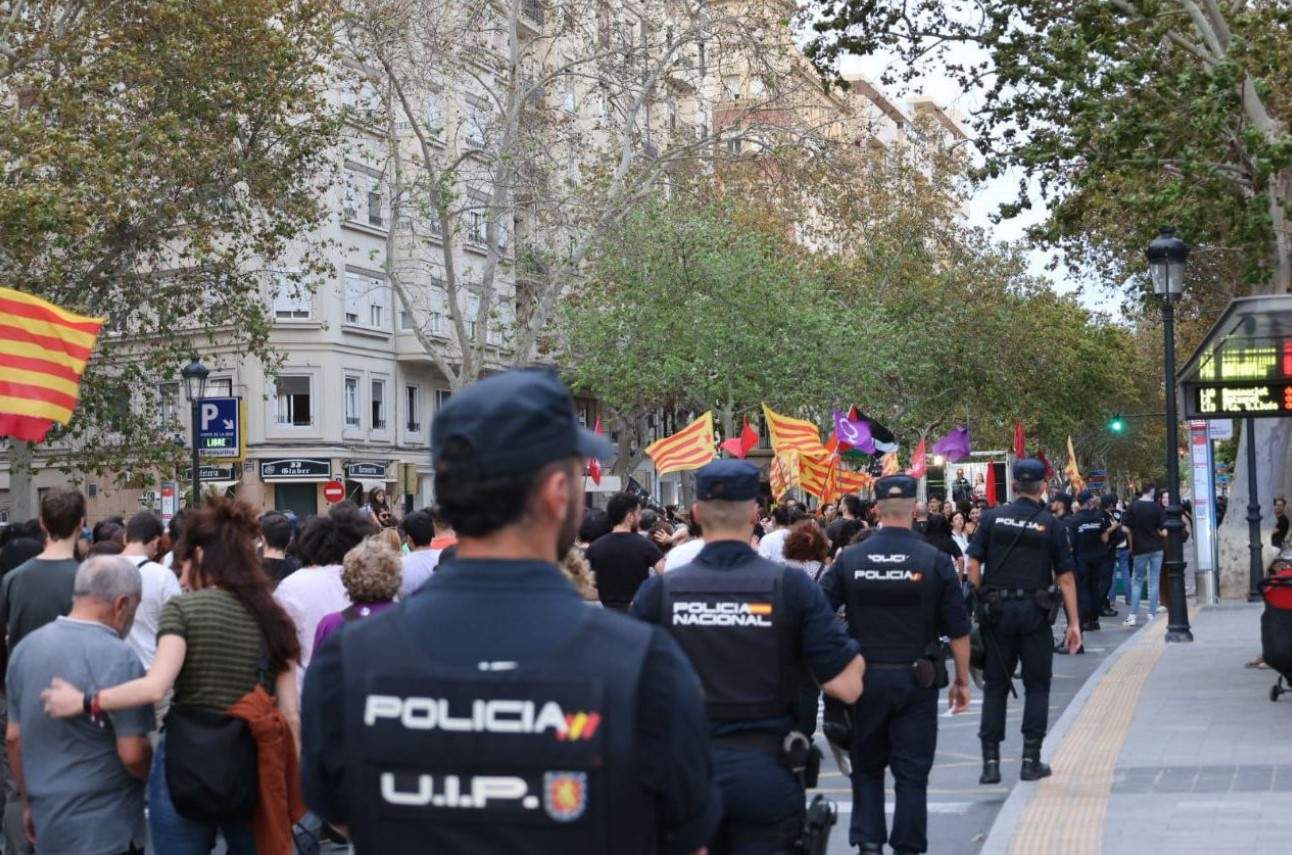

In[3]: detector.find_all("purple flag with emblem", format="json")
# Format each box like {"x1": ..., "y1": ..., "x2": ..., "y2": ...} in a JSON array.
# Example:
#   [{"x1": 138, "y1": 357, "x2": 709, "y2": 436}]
[
  {"x1": 932, "y1": 426, "x2": 972, "y2": 463},
  {"x1": 833, "y1": 409, "x2": 875, "y2": 454}
]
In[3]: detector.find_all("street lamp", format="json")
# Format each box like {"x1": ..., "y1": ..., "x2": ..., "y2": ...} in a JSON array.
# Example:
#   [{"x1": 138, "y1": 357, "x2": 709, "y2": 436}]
[
  {"x1": 181, "y1": 355, "x2": 209, "y2": 509},
  {"x1": 1147, "y1": 227, "x2": 1193, "y2": 643}
]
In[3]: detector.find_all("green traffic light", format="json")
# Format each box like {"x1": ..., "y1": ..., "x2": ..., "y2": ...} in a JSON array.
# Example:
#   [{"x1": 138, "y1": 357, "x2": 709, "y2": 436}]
[{"x1": 1108, "y1": 414, "x2": 1126, "y2": 435}]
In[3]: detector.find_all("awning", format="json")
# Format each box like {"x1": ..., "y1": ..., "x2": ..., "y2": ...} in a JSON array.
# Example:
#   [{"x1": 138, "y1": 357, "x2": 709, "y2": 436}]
[
  {"x1": 348, "y1": 477, "x2": 395, "y2": 495},
  {"x1": 1179, "y1": 295, "x2": 1292, "y2": 419}
]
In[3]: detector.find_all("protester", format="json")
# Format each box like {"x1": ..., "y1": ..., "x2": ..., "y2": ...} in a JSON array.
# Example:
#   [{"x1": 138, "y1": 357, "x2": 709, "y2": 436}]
[
  {"x1": 827, "y1": 495, "x2": 866, "y2": 557},
  {"x1": 950, "y1": 511, "x2": 971, "y2": 558},
  {"x1": 757, "y1": 505, "x2": 793, "y2": 563},
  {"x1": 313, "y1": 538, "x2": 402, "y2": 650},
  {"x1": 1124, "y1": 482, "x2": 1166, "y2": 626},
  {"x1": 586, "y1": 492, "x2": 664, "y2": 611},
  {"x1": 952, "y1": 468, "x2": 972, "y2": 504},
  {"x1": 973, "y1": 472, "x2": 987, "y2": 501},
  {"x1": 365, "y1": 487, "x2": 394, "y2": 528},
  {"x1": 1274, "y1": 497, "x2": 1289, "y2": 549},
  {"x1": 427, "y1": 508, "x2": 457, "y2": 551},
  {"x1": 120, "y1": 511, "x2": 182, "y2": 673},
  {"x1": 783, "y1": 519, "x2": 830, "y2": 582},
  {"x1": 258, "y1": 512, "x2": 300, "y2": 586},
  {"x1": 663, "y1": 516, "x2": 706, "y2": 570},
  {"x1": 398, "y1": 509, "x2": 440, "y2": 597},
  {"x1": 924, "y1": 512, "x2": 964, "y2": 573},
  {"x1": 7, "y1": 556, "x2": 152, "y2": 855},
  {"x1": 913, "y1": 501, "x2": 929, "y2": 534},
  {"x1": 161, "y1": 512, "x2": 185, "y2": 570},
  {"x1": 41, "y1": 499, "x2": 304, "y2": 855},
  {"x1": 576, "y1": 507, "x2": 613, "y2": 550},
  {"x1": 0, "y1": 522, "x2": 42, "y2": 580},
  {"x1": 274, "y1": 502, "x2": 373, "y2": 690},
  {"x1": 558, "y1": 548, "x2": 600, "y2": 602}
]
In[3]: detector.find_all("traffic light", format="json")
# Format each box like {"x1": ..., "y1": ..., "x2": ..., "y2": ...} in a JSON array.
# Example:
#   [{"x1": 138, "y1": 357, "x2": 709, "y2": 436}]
[{"x1": 1108, "y1": 414, "x2": 1126, "y2": 435}]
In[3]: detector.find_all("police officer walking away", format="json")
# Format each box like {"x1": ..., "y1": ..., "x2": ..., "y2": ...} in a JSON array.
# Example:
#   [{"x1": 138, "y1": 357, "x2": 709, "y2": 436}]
[
  {"x1": 821, "y1": 474, "x2": 973, "y2": 855},
  {"x1": 300, "y1": 368, "x2": 722, "y2": 854},
  {"x1": 1068, "y1": 489, "x2": 1111, "y2": 633},
  {"x1": 967, "y1": 459, "x2": 1080, "y2": 785},
  {"x1": 632, "y1": 459, "x2": 865, "y2": 854}
]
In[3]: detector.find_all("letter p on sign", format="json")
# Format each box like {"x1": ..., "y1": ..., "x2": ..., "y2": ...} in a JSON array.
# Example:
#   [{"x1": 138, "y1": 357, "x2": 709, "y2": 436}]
[{"x1": 201, "y1": 402, "x2": 220, "y2": 431}]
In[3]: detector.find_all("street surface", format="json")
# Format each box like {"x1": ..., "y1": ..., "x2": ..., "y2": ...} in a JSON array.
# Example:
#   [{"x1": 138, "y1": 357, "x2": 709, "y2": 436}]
[{"x1": 811, "y1": 615, "x2": 1140, "y2": 855}]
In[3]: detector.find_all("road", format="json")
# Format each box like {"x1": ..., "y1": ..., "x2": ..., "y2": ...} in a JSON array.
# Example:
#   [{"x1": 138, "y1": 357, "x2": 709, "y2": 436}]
[{"x1": 810, "y1": 614, "x2": 1141, "y2": 854}]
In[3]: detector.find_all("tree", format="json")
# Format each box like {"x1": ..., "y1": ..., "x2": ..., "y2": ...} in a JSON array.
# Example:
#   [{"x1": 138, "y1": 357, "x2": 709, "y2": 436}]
[{"x1": 0, "y1": 0, "x2": 342, "y2": 513}]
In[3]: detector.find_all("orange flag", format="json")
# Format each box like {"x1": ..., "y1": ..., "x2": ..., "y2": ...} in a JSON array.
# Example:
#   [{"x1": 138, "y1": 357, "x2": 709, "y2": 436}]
[
  {"x1": 880, "y1": 451, "x2": 899, "y2": 476},
  {"x1": 762, "y1": 404, "x2": 829, "y2": 457},
  {"x1": 645, "y1": 412, "x2": 716, "y2": 475},
  {"x1": 1064, "y1": 435, "x2": 1085, "y2": 492}
]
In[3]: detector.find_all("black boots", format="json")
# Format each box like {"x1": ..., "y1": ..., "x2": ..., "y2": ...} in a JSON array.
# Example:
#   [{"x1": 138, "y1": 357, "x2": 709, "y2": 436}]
[
  {"x1": 979, "y1": 742, "x2": 1001, "y2": 785},
  {"x1": 1020, "y1": 738, "x2": 1052, "y2": 781}
]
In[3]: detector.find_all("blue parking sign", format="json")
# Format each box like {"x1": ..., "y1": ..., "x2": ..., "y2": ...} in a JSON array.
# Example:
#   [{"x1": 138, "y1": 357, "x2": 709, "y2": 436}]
[{"x1": 197, "y1": 397, "x2": 241, "y2": 458}]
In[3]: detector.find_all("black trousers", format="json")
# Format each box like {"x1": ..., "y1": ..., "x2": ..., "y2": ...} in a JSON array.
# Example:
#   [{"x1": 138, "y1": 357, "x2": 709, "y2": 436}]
[
  {"x1": 849, "y1": 668, "x2": 939, "y2": 853},
  {"x1": 978, "y1": 600, "x2": 1053, "y2": 744},
  {"x1": 1099, "y1": 554, "x2": 1115, "y2": 608},
  {"x1": 710, "y1": 746, "x2": 804, "y2": 855},
  {"x1": 1076, "y1": 558, "x2": 1104, "y2": 624}
]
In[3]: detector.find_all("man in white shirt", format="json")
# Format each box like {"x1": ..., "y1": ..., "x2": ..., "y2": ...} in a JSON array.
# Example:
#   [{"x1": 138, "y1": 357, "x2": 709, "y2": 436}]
[
  {"x1": 756, "y1": 506, "x2": 793, "y2": 563},
  {"x1": 119, "y1": 511, "x2": 181, "y2": 670},
  {"x1": 663, "y1": 536, "x2": 705, "y2": 571},
  {"x1": 399, "y1": 509, "x2": 440, "y2": 597}
]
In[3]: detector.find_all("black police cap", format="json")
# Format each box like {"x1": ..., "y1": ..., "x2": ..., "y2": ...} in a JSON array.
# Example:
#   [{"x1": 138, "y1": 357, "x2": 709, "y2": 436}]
[
  {"x1": 432, "y1": 367, "x2": 613, "y2": 480},
  {"x1": 1013, "y1": 458, "x2": 1046, "y2": 484},
  {"x1": 875, "y1": 474, "x2": 917, "y2": 499},
  {"x1": 1077, "y1": 489, "x2": 1094, "y2": 504},
  {"x1": 695, "y1": 459, "x2": 760, "y2": 502}
]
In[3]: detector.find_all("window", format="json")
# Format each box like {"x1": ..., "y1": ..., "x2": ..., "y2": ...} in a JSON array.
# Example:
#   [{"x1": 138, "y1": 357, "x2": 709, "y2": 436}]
[
  {"x1": 344, "y1": 272, "x2": 389, "y2": 331},
  {"x1": 399, "y1": 308, "x2": 413, "y2": 329},
  {"x1": 435, "y1": 389, "x2": 452, "y2": 412},
  {"x1": 727, "y1": 137, "x2": 743, "y2": 155},
  {"x1": 371, "y1": 379, "x2": 386, "y2": 430},
  {"x1": 275, "y1": 376, "x2": 312, "y2": 427},
  {"x1": 369, "y1": 300, "x2": 383, "y2": 327},
  {"x1": 367, "y1": 190, "x2": 383, "y2": 228},
  {"x1": 343, "y1": 168, "x2": 384, "y2": 229},
  {"x1": 465, "y1": 98, "x2": 487, "y2": 149},
  {"x1": 406, "y1": 385, "x2": 420, "y2": 432},
  {"x1": 208, "y1": 377, "x2": 233, "y2": 398},
  {"x1": 344, "y1": 376, "x2": 360, "y2": 427},
  {"x1": 723, "y1": 75, "x2": 742, "y2": 100},
  {"x1": 427, "y1": 94, "x2": 444, "y2": 139},
  {"x1": 467, "y1": 210, "x2": 486, "y2": 245},
  {"x1": 272, "y1": 274, "x2": 311, "y2": 320},
  {"x1": 561, "y1": 76, "x2": 576, "y2": 113},
  {"x1": 156, "y1": 382, "x2": 179, "y2": 428}
]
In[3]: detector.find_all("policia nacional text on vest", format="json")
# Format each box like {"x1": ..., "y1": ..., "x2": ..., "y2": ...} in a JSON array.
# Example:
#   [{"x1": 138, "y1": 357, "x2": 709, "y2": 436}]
[{"x1": 966, "y1": 458, "x2": 1081, "y2": 786}]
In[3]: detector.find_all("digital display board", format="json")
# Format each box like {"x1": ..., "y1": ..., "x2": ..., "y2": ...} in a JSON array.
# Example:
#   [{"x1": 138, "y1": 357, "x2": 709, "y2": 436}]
[
  {"x1": 1188, "y1": 382, "x2": 1292, "y2": 418},
  {"x1": 1196, "y1": 341, "x2": 1292, "y2": 381}
]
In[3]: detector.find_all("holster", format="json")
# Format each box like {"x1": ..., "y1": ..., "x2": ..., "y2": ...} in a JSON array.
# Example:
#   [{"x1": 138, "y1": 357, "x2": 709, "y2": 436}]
[
  {"x1": 920, "y1": 641, "x2": 951, "y2": 689},
  {"x1": 1035, "y1": 587, "x2": 1062, "y2": 625},
  {"x1": 798, "y1": 795, "x2": 838, "y2": 855},
  {"x1": 782, "y1": 732, "x2": 817, "y2": 787},
  {"x1": 975, "y1": 589, "x2": 1002, "y2": 627}
]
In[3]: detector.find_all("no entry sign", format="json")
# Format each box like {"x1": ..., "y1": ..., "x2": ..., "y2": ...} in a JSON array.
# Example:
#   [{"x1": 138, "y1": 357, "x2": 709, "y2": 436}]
[{"x1": 323, "y1": 480, "x2": 345, "y2": 504}]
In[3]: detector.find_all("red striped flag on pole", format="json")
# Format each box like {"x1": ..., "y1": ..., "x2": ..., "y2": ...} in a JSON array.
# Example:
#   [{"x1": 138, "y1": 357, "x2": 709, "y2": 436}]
[
  {"x1": 645, "y1": 412, "x2": 716, "y2": 475},
  {"x1": 0, "y1": 287, "x2": 103, "y2": 443},
  {"x1": 762, "y1": 404, "x2": 829, "y2": 457}
]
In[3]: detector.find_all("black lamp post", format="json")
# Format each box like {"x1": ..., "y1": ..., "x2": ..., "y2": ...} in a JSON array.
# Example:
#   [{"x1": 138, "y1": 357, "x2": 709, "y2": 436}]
[
  {"x1": 1147, "y1": 227, "x2": 1193, "y2": 643},
  {"x1": 181, "y1": 355, "x2": 210, "y2": 509}
]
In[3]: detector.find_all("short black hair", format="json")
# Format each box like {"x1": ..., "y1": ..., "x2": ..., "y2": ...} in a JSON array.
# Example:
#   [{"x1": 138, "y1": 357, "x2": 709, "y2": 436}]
[
  {"x1": 789, "y1": 508, "x2": 811, "y2": 524},
  {"x1": 606, "y1": 492, "x2": 641, "y2": 526},
  {"x1": 1141, "y1": 481, "x2": 1157, "y2": 496},
  {"x1": 297, "y1": 502, "x2": 375, "y2": 566},
  {"x1": 841, "y1": 494, "x2": 863, "y2": 518},
  {"x1": 772, "y1": 506, "x2": 791, "y2": 527},
  {"x1": 40, "y1": 489, "x2": 86, "y2": 541},
  {"x1": 579, "y1": 508, "x2": 613, "y2": 543},
  {"x1": 434, "y1": 443, "x2": 578, "y2": 538},
  {"x1": 401, "y1": 509, "x2": 436, "y2": 547},
  {"x1": 125, "y1": 511, "x2": 164, "y2": 545},
  {"x1": 259, "y1": 511, "x2": 294, "y2": 551},
  {"x1": 91, "y1": 520, "x2": 125, "y2": 545}
]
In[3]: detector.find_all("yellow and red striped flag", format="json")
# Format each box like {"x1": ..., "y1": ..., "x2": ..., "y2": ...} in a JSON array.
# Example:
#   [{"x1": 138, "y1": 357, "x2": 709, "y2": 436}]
[
  {"x1": 880, "y1": 451, "x2": 899, "y2": 476},
  {"x1": 645, "y1": 412, "x2": 716, "y2": 475},
  {"x1": 762, "y1": 404, "x2": 829, "y2": 457},
  {"x1": 0, "y1": 287, "x2": 103, "y2": 443},
  {"x1": 1064, "y1": 435, "x2": 1085, "y2": 492},
  {"x1": 770, "y1": 452, "x2": 799, "y2": 501}
]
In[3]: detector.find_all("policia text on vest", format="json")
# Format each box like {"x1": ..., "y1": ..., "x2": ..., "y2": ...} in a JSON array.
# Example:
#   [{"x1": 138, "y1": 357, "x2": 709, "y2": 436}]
[{"x1": 966, "y1": 459, "x2": 1081, "y2": 787}]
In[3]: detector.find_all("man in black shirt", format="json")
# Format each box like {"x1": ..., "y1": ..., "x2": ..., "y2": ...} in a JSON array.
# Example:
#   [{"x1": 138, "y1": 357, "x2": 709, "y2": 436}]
[
  {"x1": 1067, "y1": 491, "x2": 1110, "y2": 633},
  {"x1": 952, "y1": 469, "x2": 972, "y2": 505},
  {"x1": 1273, "y1": 497, "x2": 1289, "y2": 549},
  {"x1": 826, "y1": 494, "x2": 866, "y2": 557},
  {"x1": 587, "y1": 492, "x2": 664, "y2": 611},
  {"x1": 258, "y1": 511, "x2": 300, "y2": 585},
  {"x1": 1123, "y1": 483, "x2": 1165, "y2": 627}
]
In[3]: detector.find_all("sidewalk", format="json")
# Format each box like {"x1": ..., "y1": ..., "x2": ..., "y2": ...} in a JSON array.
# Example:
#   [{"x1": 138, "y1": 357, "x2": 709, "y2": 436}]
[{"x1": 982, "y1": 604, "x2": 1292, "y2": 855}]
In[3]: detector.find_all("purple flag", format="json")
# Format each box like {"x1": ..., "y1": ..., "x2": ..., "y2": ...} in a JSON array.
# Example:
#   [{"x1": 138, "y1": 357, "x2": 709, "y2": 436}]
[
  {"x1": 932, "y1": 426, "x2": 972, "y2": 463},
  {"x1": 833, "y1": 410, "x2": 875, "y2": 454}
]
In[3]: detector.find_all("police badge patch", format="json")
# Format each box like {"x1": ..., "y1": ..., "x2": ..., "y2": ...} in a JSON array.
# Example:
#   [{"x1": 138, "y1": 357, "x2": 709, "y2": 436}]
[{"x1": 543, "y1": 771, "x2": 588, "y2": 822}]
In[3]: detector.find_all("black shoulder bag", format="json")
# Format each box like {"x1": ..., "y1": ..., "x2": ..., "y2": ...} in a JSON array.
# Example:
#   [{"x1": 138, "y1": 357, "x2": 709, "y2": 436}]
[{"x1": 163, "y1": 637, "x2": 271, "y2": 822}]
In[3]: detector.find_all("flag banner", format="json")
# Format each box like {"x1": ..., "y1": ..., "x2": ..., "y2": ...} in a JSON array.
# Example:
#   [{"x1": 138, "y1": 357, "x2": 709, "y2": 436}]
[
  {"x1": 770, "y1": 452, "x2": 799, "y2": 501},
  {"x1": 880, "y1": 451, "x2": 899, "y2": 476},
  {"x1": 832, "y1": 409, "x2": 875, "y2": 454},
  {"x1": 985, "y1": 465, "x2": 998, "y2": 506},
  {"x1": 906, "y1": 437, "x2": 927, "y2": 479},
  {"x1": 645, "y1": 412, "x2": 716, "y2": 475},
  {"x1": 853, "y1": 408, "x2": 899, "y2": 454},
  {"x1": 1012, "y1": 420, "x2": 1027, "y2": 460},
  {"x1": 1037, "y1": 449, "x2": 1055, "y2": 481},
  {"x1": 0, "y1": 287, "x2": 104, "y2": 443},
  {"x1": 587, "y1": 417, "x2": 605, "y2": 485},
  {"x1": 799, "y1": 453, "x2": 869, "y2": 502},
  {"x1": 721, "y1": 418, "x2": 759, "y2": 459},
  {"x1": 932, "y1": 426, "x2": 971, "y2": 463},
  {"x1": 762, "y1": 404, "x2": 829, "y2": 457},
  {"x1": 1065, "y1": 435, "x2": 1085, "y2": 492}
]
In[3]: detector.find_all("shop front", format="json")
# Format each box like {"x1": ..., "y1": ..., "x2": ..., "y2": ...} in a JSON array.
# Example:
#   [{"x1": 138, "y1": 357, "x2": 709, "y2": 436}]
[{"x1": 260, "y1": 458, "x2": 334, "y2": 518}]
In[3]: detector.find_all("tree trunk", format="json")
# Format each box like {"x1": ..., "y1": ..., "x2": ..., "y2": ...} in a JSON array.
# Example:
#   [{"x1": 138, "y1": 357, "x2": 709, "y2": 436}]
[
  {"x1": 1216, "y1": 418, "x2": 1292, "y2": 598},
  {"x1": 1271, "y1": 170, "x2": 1292, "y2": 295},
  {"x1": 9, "y1": 441, "x2": 37, "y2": 522}
]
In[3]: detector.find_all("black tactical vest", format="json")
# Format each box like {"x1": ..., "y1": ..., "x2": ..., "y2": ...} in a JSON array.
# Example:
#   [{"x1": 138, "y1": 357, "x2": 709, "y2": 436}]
[
  {"x1": 660, "y1": 556, "x2": 798, "y2": 721},
  {"x1": 1070, "y1": 509, "x2": 1106, "y2": 560},
  {"x1": 836, "y1": 531, "x2": 943, "y2": 665},
  {"x1": 340, "y1": 607, "x2": 655, "y2": 854},
  {"x1": 982, "y1": 499, "x2": 1056, "y2": 590}
]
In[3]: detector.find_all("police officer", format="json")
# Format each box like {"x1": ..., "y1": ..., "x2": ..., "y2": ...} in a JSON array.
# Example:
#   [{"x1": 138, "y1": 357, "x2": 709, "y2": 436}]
[
  {"x1": 631, "y1": 459, "x2": 864, "y2": 854},
  {"x1": 1068, "y1": 490, "x2": 1111, "y2": 633},
  {"x1": 820, "y1": 474, "x2": 971, "y2": 855},
  {"x1": 967, "y1": 459, "x2": 1080, "y2": 785},
  {"x1": 300, "y1": 368, "x2": 722, "y2": 854}
]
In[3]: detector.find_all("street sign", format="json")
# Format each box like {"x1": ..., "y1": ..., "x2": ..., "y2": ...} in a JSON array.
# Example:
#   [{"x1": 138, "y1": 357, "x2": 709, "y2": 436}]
[
  {"x1": 160, "y1": 483, "x2": 177, "y2": 524},
  {"x1": 345, "y1": 462, "x2": 389, "y2": 479},
  {"x1": 1189, "y1": 421, "x2": 1218, "y2": 577},
  {"x1": 182, "y1": 464, "x2": 238, "y2": 482},
  {"x1": 260, "y1": 458, "x2": 332, "y2": 481},
  {"x1": 197, "y1": 397, "x2": 241, "y2": 459},
  {"x1": 1208, "y1": 419, "x2": 1234, "y2": 441},
  {"x1": 323, "y1": 480, "x2": 346, "y2": 504}
]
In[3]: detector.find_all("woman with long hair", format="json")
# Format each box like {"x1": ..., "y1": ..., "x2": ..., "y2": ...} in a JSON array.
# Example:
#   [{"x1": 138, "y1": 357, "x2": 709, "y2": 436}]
[
  {"x1": 783, "y1": 520, "x2": 830, "y2": 583},
  {"x1": 41, "y1": 499, "x2": 302, "y2": 853},
  {"x1": 367, "y1": 487, "x2": 394, "y2": 528}
]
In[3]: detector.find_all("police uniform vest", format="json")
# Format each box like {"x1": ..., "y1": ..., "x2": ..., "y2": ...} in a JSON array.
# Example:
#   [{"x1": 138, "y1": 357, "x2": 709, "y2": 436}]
[
  {"x1": 1070, "y1": 510, "x2": 1106, "y2": 560},
  {"x1": 340, "y1": 604, "x2": 655, "y2": 854},
  {"x1": 982, "y1": 499, "x2": 1056, "y2": 591},
  {"x1": 836, "y1": 530, "x2": 943, "y2": 665},
  {"x1": 660, "y1": 552, "x2": 798, "y2": 721}
]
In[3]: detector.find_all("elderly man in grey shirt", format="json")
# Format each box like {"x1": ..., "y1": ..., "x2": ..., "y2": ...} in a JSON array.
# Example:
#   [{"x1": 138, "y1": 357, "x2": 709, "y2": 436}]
[{"x1": 5, "y1": 556, "x2": 153, "y2": 855}]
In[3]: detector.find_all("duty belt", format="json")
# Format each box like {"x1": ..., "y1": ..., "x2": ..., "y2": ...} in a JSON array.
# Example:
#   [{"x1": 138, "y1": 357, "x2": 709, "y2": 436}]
[
  {"x1": 983, "y1": 588, "x2": 1039, "y2": 601},
  {"x1": 713, "y1": 731, "x2": 787, "y2": 757}
]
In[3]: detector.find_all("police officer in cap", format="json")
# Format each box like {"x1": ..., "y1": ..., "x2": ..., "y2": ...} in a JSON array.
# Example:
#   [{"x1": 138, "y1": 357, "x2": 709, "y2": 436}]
[
  {"x1": 1068, "y1": 489, "x2": 1111, "y2": 633},
  {"x1": 632, "y1": 459, "x2": 864, "y2": 854},
  {"x1": 967, "y1": 459, "x2": 1080, "y2": 786},
  {"x1": 821, "y1": 474, "x2": 972, "y2": 855},
  {"x1": 301, "y1": 367, "x2": 722, "y2": 854}
]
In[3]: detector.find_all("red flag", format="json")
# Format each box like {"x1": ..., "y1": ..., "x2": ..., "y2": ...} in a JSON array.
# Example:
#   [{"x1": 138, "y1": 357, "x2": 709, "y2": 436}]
[
  {"x1": 985, "y1": 466, "x2": 998, "y2": 506},
  {"x1": 1036, "y1": 448, "x2": 1055, "y2": 480},
  {"x1": 721, "y1": 419, "x2": 759, "y2": 459},
  {"x1": 1012, "y1": 420, "x2": 1026, "y2": 460},
  {"x1": 587, "y1": 418, "x2": 604, "y2": 485},
  {"x1": 906, "y1": 436, "x2": 927, "y2": 479}
]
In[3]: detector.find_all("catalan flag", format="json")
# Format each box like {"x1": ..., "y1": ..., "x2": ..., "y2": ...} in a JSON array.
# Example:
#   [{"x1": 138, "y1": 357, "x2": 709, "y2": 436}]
[
  {"x1": 762, "y1": 404, "x2": 829, "y2": 457},
  {"x1": 645, "y1": 412, "x2": 716, "y2": 475},
  {"x1": 799, "y1": 452, "x2": 871, "y2": 503},
  {"x1": 880, "y1": 451, "x2": 899, "y2": 476},
  {"x1": 770, "y1": 452, "x2": 799, "y2": 501},
  {"x1": 0, "y1": 288, "x2": 103, "y2": 443},
  {"x1": 1064, "y1": 435, "x2": 1085, "y2": 492}
]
